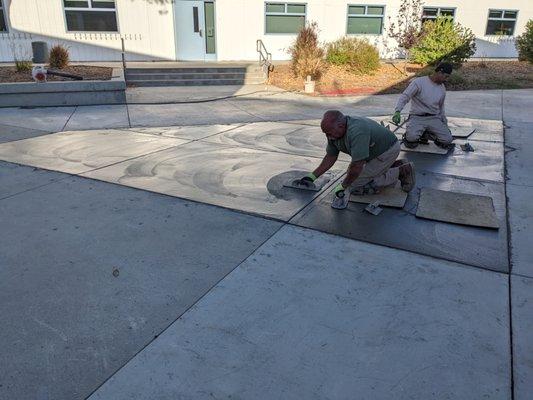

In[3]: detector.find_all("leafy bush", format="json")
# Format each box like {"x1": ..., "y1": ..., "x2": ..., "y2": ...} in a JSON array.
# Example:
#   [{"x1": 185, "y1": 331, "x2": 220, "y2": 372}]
[
  {"x1": 410, "y1": 16, "x2": 476, "y2": 66},
  {"x1": 516, "y1": 19, "x2": 533, "y2": 63},
  {"x1": 49, "y1": 45, "x2": 70, "y2": 69},
  {"x1": 326, "y1": 37, "x2": 380, "y2": 74},
  {"x1": 15, "y1": 59, "x2": 33, "y2": 72},
  {"x1": 288, "y1": 22, "x2": 325, "y2": 80}
]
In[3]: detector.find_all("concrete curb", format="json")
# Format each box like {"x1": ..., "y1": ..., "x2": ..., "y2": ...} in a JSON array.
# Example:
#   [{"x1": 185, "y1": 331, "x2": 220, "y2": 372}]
[{"x1": 0, "y1": 68, "x2": 126, "y2": 108}]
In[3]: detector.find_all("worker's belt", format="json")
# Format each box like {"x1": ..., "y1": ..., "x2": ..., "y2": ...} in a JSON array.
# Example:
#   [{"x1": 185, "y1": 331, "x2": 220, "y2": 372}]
[{"x1": 410, "y1": 113, "x2": 437, "y2": 117}]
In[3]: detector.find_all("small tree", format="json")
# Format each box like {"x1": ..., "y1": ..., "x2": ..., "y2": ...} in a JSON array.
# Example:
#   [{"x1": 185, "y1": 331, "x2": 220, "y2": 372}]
[
  {"x1": 288, "y1": 22, "x2": 325, "y2": 80},
  {"x1": 387, "y1": 0, "x2": 424, "y2": 71},
  {"x1": 516, "y1": 19, "x2": 533, "y2": 63},
  {"x1": 410, "y1": 16, "x2": 476, "y2": 66}
]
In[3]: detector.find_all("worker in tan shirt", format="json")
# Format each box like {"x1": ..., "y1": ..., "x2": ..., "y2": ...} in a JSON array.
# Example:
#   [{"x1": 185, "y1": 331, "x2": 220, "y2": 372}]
[{"x1": 392, "y1": 63, "x2": 454, "y2": 149}]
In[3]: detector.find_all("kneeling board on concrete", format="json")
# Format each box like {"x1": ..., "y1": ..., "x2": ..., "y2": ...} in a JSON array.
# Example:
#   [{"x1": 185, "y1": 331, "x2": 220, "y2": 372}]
[
  {"x1": 401, "y1": 142, "x2": 450, "y2": 155},
  {"x1": 349, "y1": 182, "x2": 408, "y2": 208},
  {"x1": 416, "y1": 188, "x2": 499, "y2": 229},
  {"x1": 451, "y1": 127, "x2": 476, "y2": 138},
  {"x1": 283, "y1": 171, "x2": 333, "y2": 192}
]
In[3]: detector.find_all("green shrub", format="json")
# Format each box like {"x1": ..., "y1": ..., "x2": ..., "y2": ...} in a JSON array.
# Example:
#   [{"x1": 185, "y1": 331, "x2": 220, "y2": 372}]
[
  {"x1": 15, "y1": 59, "x2": 33, "y2": 72},
  {"x1": 410, "y1": 16, "x2": 476, "y2": 66},
  {"x1": 326, "y1": 37, "x2": 380, "y2": 74},
  {"x1": 516, "y1": 19, "x2": 533, "y2": 63},
  {"x1": 288, "y1": 22, "x2": 325, "y2": 80},
  {"x1": 49, "y1": 45, "x2": 70, "y2": 69}
]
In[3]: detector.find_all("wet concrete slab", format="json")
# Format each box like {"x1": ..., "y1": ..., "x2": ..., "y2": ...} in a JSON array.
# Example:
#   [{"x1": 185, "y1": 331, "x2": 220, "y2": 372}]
[
  {"x1": 400, "y1": 139, "x2": 504, "y2": 183},
  {"x1": 89, "y1": 225, "x2": 510, "y2": 400},
  {"x1": 83, "y1": 141, "x2": 348, "y2": 221},
  {"x1": 127, "y1": 123, "x2": 242, "y2": 140},
  {"x1": 0, "y1": 130, "x2": 188, "y2": 175},
  {"x1": 0, "y1": 174, "x2": 282, "y2": 400},
  {"x1": 0, "y1": 123, "x2": 52, "y2": 144},
  {"x1": 401, "y1": 142, "x2": 449, "y2": 154},
  {"x1": 291, "y1": 171, "x2": 508, "y2": 272}
]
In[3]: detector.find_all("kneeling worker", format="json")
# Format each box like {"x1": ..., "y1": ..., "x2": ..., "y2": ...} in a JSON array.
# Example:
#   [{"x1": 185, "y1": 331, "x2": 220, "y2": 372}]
[
  {"x1": 297, "y1": 110, "x2": 415, "y2": 209},
  {"x1": 392, "y1": 62, "x2": 454, "y2": 149}
]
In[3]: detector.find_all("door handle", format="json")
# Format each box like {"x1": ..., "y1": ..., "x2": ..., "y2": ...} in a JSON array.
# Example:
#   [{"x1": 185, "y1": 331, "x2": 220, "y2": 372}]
[{"x1": 199, "y1": 28, "x2": 203, "y2": 37}]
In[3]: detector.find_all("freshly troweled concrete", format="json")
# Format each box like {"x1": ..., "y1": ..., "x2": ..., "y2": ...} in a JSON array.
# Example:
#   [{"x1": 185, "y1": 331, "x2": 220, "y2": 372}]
[
  {"x1": 89, "y1": 225, "x2": 510, "y2": 400},
  {"x1": 0, "y1": 167, "x2": 282, "y2": 400}
]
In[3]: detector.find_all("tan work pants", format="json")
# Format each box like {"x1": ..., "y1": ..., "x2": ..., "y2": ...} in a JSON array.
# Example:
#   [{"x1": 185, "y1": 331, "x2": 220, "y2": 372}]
[
  {"x1": 406, "y1": 115, "x2": 453, "y2": 143},
  {"x1": 351, "y1": 141, "x2": 401, "y2": 189}
]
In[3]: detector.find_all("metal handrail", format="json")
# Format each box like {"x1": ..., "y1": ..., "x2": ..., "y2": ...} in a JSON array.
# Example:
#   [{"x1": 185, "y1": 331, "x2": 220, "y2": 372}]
[{"x1": 256, "y1": 39, "x2": 273, "y2": 74}]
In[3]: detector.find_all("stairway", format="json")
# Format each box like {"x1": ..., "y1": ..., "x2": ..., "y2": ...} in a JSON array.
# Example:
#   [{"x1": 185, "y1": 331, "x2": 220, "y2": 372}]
[{"x1": 125, "y1": 64, "x2": 267, "y2": 87}]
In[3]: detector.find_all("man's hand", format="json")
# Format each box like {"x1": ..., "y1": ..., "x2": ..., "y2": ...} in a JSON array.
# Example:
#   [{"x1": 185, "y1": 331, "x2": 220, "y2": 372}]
[
  {"x1": 334, "y1": 183, "x2": 346, "y2": 198},
  {"x1": 297, "y1": 173, "x2": 317, "y2": 187},
  {"x1": 392, "y1": 111, "x2": 401, "y2": 125}
]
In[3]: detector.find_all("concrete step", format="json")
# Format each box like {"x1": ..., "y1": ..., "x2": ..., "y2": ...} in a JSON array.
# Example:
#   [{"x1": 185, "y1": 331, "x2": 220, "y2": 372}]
[
  {"x1": 126, "y1": 66, "x2": 263, "y2": 74},
  {"x1": 125, "y1": 72, "x2": 266, "y2": 81},
  {"x1": 127, "y1": 79, "x2": 266, "y2": 87}
]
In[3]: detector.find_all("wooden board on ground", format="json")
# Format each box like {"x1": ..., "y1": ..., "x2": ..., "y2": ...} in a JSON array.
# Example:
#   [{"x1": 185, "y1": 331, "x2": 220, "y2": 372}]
[
  {"x1": 401, "y1": 142, "x2": 449, "y2": 154},
  {"x1": 349, "y1": 182, "x2": 408, "y2": 208},
  {"x1": 416, "y1": 188, "x2": 499, "y2": 229}
]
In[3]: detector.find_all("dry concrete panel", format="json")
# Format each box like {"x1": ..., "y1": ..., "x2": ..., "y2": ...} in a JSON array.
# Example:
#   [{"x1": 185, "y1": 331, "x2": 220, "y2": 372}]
[
  {"x1": 0, "y1": 161, "x2": 65, "y2": 199},
  {"x1": 291, "y1": 171, "x2": 508, "y2": 272},
  {"x1": 88, "y1": 225, "x2": 510, "y2": 400},
  {"x1": 505, "y1": 141, "x2": 533, "y2": 187},
  {"x1": 127, "y1": 123, "x2": 241, "y2": 140},
  {"x1": 512, "y1": 275, "x2": 533, "y2": 400},
  {"x1": 0, "y1": 175, "x2": 281, "y2": 400},
  {"x1": 83, "y1": 141, "x2": 347, "y2": 221},
  {"x1": 0, "y1": 123, "x2": 51, "y2": 144},
  {"x1": 416, "y1": 188, "x2": 499, "y2": 229},
  {"x1": 445, "y1": 89, "x2": 504, "y2": 120},
  {"x1": 64, "y1": 105, "x2": 130, "y2": 131},
  {"x1": 503, "y1": 89, "x2": 533, "y2": 123},
  {"x1": 203, "y1": 121, "x2": 343, "y2": 159},
  {"x1": 507, "y1": 183, "x2": 533, "y2": 278},
  {"x1": 0, "y1": 106, "x2": 75, "y2": 132},
  {"x1": 401, "y1": 140, "x2": 504, "y2": 183},
  {"x1": 0, "y1": 130, "x2": 188, "y2": 175}
]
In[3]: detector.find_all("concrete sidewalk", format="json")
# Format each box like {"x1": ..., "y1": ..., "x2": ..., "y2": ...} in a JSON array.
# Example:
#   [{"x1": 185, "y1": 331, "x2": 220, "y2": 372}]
[{"x1": 0, "y1": 89, "x2": 531, "y2": 400}]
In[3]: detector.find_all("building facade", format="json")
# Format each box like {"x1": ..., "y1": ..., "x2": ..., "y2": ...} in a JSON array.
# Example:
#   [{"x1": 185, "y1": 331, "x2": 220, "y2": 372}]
[{"x1": 0, "y1": 0, "x2": 531, "y2": 63}]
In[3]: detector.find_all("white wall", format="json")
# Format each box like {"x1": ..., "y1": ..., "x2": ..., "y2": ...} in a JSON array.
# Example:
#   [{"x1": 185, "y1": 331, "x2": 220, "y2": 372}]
[
  {"x1": 0, "y1": 0, "x2": 176, "y2": 62},
  {"x1": 0, "y1": 0, "x2": 531, "y2": 62},
  {"x1": 215, "y1": 0, "x2": 533, "y2": 61}
]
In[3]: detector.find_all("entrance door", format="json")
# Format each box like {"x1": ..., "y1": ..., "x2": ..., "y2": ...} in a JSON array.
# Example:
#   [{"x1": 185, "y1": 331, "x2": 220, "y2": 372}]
[{"x1": 175, "y1": 1, "x2": 216, "y2": 61}]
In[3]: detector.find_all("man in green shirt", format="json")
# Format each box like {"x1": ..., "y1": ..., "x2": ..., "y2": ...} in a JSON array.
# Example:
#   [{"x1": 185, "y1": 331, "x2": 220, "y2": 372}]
[{"x1": 296, "y1": 110, "x2": 416, "y2": 209}]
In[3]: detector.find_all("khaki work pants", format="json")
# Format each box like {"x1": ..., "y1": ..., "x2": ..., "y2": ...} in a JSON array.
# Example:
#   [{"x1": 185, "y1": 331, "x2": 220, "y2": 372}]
[
  {"x1": 405, "y1": 115, "x2": 453, "y2": 143},
  {"x1": 351, "y1": 141, "x2": 401, "y2": 190}
]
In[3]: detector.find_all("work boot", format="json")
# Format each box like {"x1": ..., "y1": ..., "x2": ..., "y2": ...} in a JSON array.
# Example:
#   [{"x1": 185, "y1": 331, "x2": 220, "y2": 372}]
[
  {"x1": 402, "y1": 135, "x2": 419, "y2": 149},
  {"x1": 399, "y1": 162, "x2": 416, "y2": 192},
  {"x1": 434, "y1": 140, "x2": 455, "y2": 150}
]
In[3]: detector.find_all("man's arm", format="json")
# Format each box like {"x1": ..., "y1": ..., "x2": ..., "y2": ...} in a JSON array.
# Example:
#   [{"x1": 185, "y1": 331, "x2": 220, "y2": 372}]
[
  {"x1": 395, "y1": 79, "x2": 420, "y2": 113},
  {"x1": 438, "y1": 91, "x2": 447, "y2": 123},
  {"x1": 313, "y1": 153, "x2": 338, "y2": 178},
  {"x1": 341, "y1": 160, "x2": 365, "y2": 188}
]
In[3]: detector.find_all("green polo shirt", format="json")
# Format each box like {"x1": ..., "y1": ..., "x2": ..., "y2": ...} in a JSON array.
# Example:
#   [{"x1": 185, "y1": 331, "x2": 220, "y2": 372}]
[{"x1": 326, "y1": 116, "x2": 398, "y2": 162}]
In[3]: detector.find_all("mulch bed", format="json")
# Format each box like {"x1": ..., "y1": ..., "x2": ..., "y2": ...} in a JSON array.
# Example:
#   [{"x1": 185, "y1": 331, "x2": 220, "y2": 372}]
[
  {"x1": 0, "y1": 65, "x2": 113, "y2": 83},
  {"x1": 269, "y1": 61, "x2": 533, "y2": 95}
]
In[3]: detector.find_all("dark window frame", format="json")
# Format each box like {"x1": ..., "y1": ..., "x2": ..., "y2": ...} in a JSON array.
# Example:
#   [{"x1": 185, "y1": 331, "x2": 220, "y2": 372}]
[
  {"x1": 346, "y1": 4, "x2": 386, "y2": 35},
  {"x1": 485, "y1": 9, "x2": 519, "y2": 36},
  {"x1": 0, "y1": 0, "x2": 8, "y2": 33},
  {"x1": 63, "y1": 0, "x2": 119, "y2": 33},
  {"x1": 421, "y1": 6, "x2": 456, "y2": 24},
  {"x1": 264, "y1": 2, "x2": 307, "y2": 35}
]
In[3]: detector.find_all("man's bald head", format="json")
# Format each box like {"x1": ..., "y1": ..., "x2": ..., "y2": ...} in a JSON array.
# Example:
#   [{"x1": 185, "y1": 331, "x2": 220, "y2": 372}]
[{"x1": 321, "y1": 110, "x2": 347, "y2": 139}]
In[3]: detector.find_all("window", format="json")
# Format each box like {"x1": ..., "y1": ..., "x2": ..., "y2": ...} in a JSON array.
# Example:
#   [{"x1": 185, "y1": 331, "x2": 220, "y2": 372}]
[
  {"x1": 265, "y1": 3, "x2": 306, "y2": 34},
  {"x1": 422, "y1": 7, "x2": 455, "y2": 24},
  {"x1": 486, "y1": 9, "x2": 518, "y2": 36},
  {"x1": 63, "y1": 0, "x2": 118, "y2": 32},
  {"x1": 0, "y1": 0, "x2": 7, "y2": 32},
  {"x1": 347, "y1": 5, "x2": 385, "y2": 35}
]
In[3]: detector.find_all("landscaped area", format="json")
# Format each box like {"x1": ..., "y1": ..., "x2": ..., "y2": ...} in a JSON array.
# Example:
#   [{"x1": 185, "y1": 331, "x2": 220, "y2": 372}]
[
  {"x1": 0, "y1": 65, "x2": 113, "y2": 83},
  {"x1": 269, "y1": 60, "x2": 533, "y2": 95}
]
